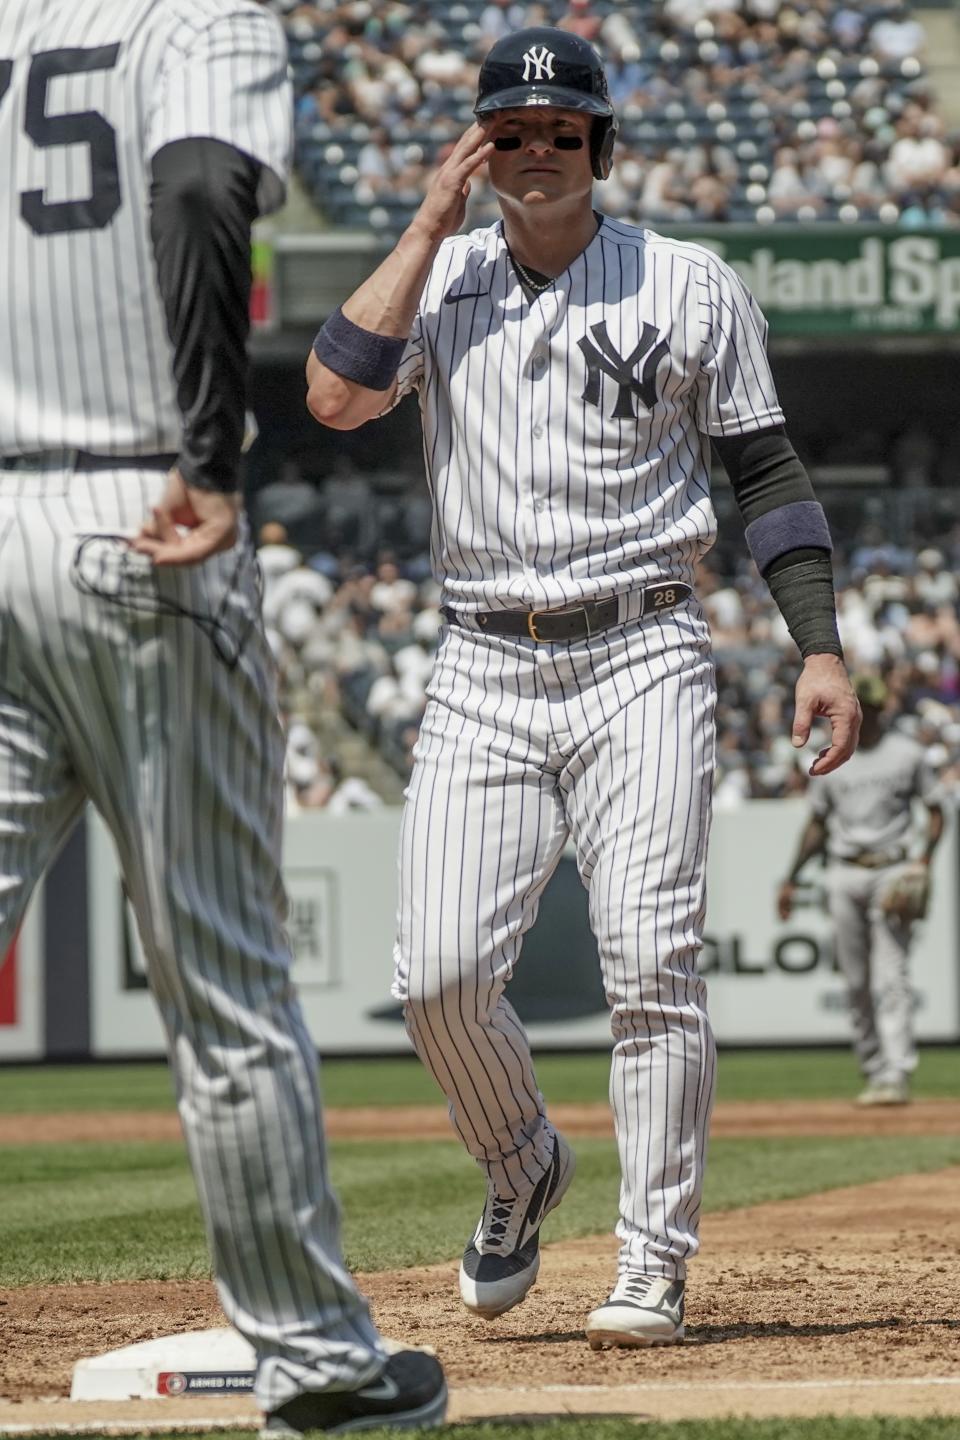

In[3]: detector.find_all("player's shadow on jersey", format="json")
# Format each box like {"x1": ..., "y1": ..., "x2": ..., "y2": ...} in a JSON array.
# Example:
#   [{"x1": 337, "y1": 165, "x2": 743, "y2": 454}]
[
  {"x1": 441, "y1": 252, "x2": 513, "y2": 385},
  {"x1": 441, "y1": 241, "x2": 646, "y2": 386}
]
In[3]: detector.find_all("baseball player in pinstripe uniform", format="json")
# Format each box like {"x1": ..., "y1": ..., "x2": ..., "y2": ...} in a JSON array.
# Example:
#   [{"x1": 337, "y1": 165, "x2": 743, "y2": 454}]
[
  {"x1": 0, "y1": 1, "x2": 445, "y2": 1430},
  {"x1": 778, "y1": 675, "x2": 944, "y2": 1106},
  {"x1": 307, "y1": 28, "x2": 860, "y2": 1348}
]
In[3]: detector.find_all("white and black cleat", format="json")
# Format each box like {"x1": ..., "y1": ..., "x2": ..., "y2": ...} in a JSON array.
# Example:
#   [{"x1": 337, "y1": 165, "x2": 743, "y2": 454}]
[
  {"x1": 459, "y1": 1131, "x2": 575, "y2": 1320},
  {"x1": 586, "y1": 1274, "x2": 685, "y2": 1349}
]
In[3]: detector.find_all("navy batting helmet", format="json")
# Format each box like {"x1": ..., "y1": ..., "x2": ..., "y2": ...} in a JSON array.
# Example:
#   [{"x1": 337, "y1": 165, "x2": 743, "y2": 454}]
[{"x1": 474, "y1": 27, "x2": 618, "y2": 181}]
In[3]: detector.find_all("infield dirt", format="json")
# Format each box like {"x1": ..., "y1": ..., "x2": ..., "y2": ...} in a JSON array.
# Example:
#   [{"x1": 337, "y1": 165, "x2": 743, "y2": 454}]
[
  {"x1": 0, "y1": 1097, "x2": 958, "y2": 1145},
  {"x1": 1, "y1": 1103, "x2": 958, "y2": 1424}
]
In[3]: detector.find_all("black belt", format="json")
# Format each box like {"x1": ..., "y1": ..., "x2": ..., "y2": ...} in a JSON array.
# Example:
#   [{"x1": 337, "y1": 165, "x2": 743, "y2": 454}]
[
  {"x1": 837, "y1": 848, "x2": 906, "y2": 869},
  {"x1": 0, "y1": 451, "x2": 177, "y2": 472},
  {"x1": 442, "y1": 582, "x2": 692, "y2": 643}
]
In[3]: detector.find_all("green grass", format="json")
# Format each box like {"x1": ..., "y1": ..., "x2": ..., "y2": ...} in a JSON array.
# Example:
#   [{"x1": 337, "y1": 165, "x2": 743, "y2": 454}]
[
  {"x1": 17, "y1": 1421, "x2": 960, "y2": 1440},
  {"x1": 0, "y1": 1063, "x2": 179, "y2": 1112},
  {"x1": 1, "y1": 1131, "x2": 958, "y2": 1286},
  {"x1": 0, "y1": 1047, "x2": 956, "y2": 1114},
  {"x1": 3, "y1": 1059, "x2": 955, "y2": 1436}
]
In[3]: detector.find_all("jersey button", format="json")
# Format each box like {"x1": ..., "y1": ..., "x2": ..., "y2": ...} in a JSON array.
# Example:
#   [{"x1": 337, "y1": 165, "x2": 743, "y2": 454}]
[
  {"x1": 532, "y1": 351, "x2": 547, "y2": 370},
  {"x1": 533, "y1": 425, "x2": 544, "y2": 438}
]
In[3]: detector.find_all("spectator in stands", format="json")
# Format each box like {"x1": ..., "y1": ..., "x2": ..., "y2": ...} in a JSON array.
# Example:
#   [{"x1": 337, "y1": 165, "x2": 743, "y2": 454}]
[
  {"x1": 603, "y1": 47, "x2": 648, "y2": 109},
  {"x1": 886, "y1": 110, "x2": 950, "y2": 193},
  {"x1": 831, "y1": 5, "x2": 867, "y2": 51},
  {"x1": 558, "y1": 0, "x2": 601, "y2": 43},
  {"x1": 357, "y1": 128, "x2": 401, "y2": 192},
  {"x1": 285, "y1": 0, "x2": 944, "y2": 231},
  {"x1": 689, "y1": 168, "x2": 732, "y2": 220},
  {"x1": 297, "y1": 55, "x2": 354, "y2": 125},
  {"x1": 258, "y1": 521, "x2": 302, "y2": 584},
  {"x1": 294, "y1": 756, "x2": 383, "y2": 813},
  {"x1": 479, "y1": 0, "x2": 527, "y2": 44},
  {"x1": 640, "y1": 146, "x2": 689, "y2": 218},
  {"x1": 370, "y1": 556, "x2": 418, "y2": 614},
  {"x1": 259, "y1": 476, "x2": 960, "y2": 805},
  {"x1": 768, "y1": 145, "x2": 814, "y2": 213},
  {"x1": 914, "y1": 549, "x2": 958, "y2": 608},
  {"x1": 870, "y1": 5, "x2": 926, "y2": 64},
  {"x1": 664, "y1": 0, "x2": 736, "y2": 25},
  {"x1": 412, "y1": 35, "x2": 474, "y2": 87},
  {"x1": 324, "y1": 460, "x2": 377, "y2": 554},
  {"x1": 285, "y1": 718, "x2": 323, "y2": 803},
  {"x1": 274, "y1": 1, "x2": 960, "y2": 795},
  {"x1": 263, "y1": 565, "x2": 334, "y2": 644}
]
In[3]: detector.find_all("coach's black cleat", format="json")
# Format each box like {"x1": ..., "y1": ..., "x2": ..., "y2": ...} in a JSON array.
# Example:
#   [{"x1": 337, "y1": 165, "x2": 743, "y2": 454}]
[
  {"x1": 459, "y1": 1130, "x2": 575, "y2": 1319},
  {"x1": 261, "y1": 1349, "x2": 447, "y2": 1435}
]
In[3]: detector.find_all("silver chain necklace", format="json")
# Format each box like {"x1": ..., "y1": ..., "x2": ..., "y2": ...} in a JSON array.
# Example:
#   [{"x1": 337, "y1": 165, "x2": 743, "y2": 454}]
[{"x1": 509, "y1": 252, "x2": 555, "y2": 294}]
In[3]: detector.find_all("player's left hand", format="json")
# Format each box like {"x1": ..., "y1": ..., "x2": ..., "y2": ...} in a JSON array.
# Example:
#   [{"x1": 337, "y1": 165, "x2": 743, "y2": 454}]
[
  {"x1": 791, "y1": 653, "x2": 862, "y2": 776},
  {"x1": 131, "y1": 469, "x2": 241, "y2": 566}
]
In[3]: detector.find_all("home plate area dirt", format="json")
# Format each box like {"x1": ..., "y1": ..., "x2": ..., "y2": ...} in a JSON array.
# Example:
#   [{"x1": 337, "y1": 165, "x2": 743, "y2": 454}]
[{"x1": 1, "y1": 1166, "x2": 958, "y2": 1426}]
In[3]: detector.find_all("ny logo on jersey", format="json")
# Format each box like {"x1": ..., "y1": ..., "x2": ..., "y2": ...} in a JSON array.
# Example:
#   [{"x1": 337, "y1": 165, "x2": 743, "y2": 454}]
[
  {"x1": 521, "y1": 46, "x2": 555, "y2": 82},
  {"x1": 577, "y1": 321, "x2": 670, "y2": 420}
]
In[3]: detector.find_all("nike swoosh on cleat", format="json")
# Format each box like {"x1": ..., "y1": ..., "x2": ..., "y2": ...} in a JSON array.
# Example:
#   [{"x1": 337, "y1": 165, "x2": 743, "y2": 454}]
[
  {"x1": 519, "y1": 1158, "x2": 557, "y2": 1240},
  {"x1": 357, "y1": 1375, "x2": 401, "y2": 1401}
]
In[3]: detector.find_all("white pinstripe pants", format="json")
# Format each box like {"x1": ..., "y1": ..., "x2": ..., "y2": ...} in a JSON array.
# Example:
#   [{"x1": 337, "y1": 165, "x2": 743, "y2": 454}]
[
  {"x1": 393, "y1": 603, "x2": 718, "y2": 1280},
  {"x1": 0, "y1": 466, "x2": 384, "y2": 1409}
]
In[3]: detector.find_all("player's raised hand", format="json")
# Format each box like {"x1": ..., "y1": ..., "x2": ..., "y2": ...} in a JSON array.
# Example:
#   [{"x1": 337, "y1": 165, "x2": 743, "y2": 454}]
[
  {"x1": 791, "y1": 653, "x2": 862, "y2": 776},
  {"x1": 131, "y1": 468, "x2": 241, "y2": 566},
  {"x1": 412, "y1": 123, "x2": 495, "y2": 241}
]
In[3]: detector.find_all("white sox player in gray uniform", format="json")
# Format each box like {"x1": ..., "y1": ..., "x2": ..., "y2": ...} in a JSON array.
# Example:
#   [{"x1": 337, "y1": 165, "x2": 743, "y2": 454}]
[
  {"x1": 0, "y1": 0, "x2": 445, "y2": 1430},
  {"x1": 779, "y1": 676, "x2": 943, "y2": 1106},
  {"x1": 307, "y1": 28, "x2": 860, "y2": 1348}
]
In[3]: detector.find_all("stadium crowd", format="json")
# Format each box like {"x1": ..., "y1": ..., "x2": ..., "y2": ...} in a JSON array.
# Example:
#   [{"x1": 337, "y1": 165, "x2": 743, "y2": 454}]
[
  {"x1": 279, "y1": 0, "x2": 958, "y2": 230},
  {"x1": 262, "y1": 0, "x2": 959, "y2": 805},
  {"x1": 257, "y1": 485, "x2": 960, "y2": 810}
]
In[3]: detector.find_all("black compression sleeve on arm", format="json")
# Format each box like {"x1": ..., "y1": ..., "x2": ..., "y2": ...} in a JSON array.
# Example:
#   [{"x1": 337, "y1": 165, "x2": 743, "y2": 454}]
[
  {"x1": 714, "y1": 426, "x2": 842, "y2": 657},
  {"x1": 766, "y1": 555, "x2": 843, "y2": 659},
  {"x1": 150, "y1": 138, "x2": 260, "y2": 494},
  {"x1": 713, "y1": 426, "x2": 815, "y2": 524}
]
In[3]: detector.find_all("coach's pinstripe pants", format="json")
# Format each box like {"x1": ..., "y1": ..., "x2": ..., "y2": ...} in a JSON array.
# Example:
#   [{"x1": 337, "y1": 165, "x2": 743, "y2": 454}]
[
  {"x1": 0, "y1": 465, "x2": 384, "y2": 1409},
  {"x1": 393, "y1": 603, "x2": 718, "y2": 1281}
]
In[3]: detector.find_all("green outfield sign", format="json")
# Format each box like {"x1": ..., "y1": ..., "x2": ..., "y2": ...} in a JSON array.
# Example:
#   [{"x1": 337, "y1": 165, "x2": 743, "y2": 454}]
[
  {"x1": 685, "y1": 227, "x2": 960, "y2": 336},
  {"x1": 269, "y1": 227, "x2": 960, "y2": 342}
]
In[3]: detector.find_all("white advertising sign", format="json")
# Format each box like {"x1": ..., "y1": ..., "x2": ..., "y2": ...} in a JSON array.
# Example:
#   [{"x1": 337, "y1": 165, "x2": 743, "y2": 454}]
[
  {"x1": 699, "y1": 800, "x2": 959, "y2": 1045},
  {"x1": 86, "y1": 802, "x2": 960, "y2": 1056}
]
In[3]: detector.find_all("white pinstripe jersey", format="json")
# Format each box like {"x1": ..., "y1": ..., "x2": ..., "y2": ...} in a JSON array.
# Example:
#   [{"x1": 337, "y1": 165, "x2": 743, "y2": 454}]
[
  {"x1": 0, "y1": 0, "x2": 291, "y2": 457},
  {"x1": 394, "y1": 217, "x2": 785, "y2": 612}
]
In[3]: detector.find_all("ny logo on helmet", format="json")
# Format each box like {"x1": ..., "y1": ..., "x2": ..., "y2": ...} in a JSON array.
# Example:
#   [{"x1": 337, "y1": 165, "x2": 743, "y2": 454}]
[{"x1": 521, "y1": 45, "x2": 555, "y2": 82}]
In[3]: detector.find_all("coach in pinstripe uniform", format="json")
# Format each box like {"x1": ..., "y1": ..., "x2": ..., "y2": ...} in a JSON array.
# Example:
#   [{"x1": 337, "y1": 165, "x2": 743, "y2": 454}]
[
  {"x1": 308, "y1": 28, "x2": 861, "y2": 1349},
  {"x1": 0, "y1": 1, "x2": 445, "y2": 1431}
]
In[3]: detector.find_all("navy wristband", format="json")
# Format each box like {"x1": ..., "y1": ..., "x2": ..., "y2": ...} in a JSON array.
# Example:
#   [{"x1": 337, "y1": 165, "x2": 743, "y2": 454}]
[
  {"x1": 745, "y1": 500, "x2": 832, "y2": 576},
  {"x1": 313, "y1": 307, "x2": 407, "y2": 391}
]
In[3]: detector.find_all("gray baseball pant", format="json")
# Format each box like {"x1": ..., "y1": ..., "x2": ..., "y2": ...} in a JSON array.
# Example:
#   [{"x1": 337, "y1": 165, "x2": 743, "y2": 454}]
[{"x1": 826, "y1": 860, "x2": 917, "y2": 1085}]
